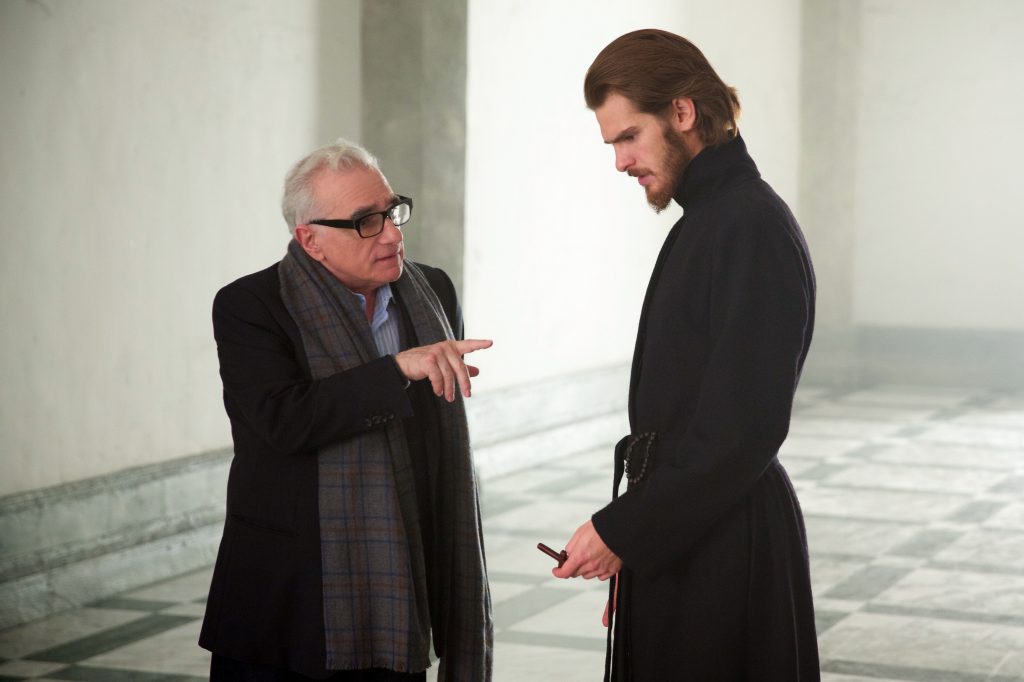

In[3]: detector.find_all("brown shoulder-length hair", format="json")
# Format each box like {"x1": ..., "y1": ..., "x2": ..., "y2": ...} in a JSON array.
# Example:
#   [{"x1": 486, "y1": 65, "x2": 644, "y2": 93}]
[{"x1": 584, "y1": 29, "x2": 740, "y2": 147}]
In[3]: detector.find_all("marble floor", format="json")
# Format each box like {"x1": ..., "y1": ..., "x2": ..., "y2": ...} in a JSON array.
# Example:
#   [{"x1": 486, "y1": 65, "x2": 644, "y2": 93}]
[{"x1": 2, "y1": 384, "x2": 1023, "y2": 681}]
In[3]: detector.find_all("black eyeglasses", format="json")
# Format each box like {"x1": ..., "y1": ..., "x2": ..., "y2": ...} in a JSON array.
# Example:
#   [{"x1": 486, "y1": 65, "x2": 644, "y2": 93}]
[{"x1": 308, "y1": 195, "x2": 413, "y2": 238}]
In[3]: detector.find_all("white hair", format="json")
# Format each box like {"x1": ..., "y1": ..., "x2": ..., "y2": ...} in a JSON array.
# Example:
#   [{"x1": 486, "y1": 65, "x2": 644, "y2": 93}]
[{"x1": 281, "y1": 138, "x2": 382, "y2": 234}]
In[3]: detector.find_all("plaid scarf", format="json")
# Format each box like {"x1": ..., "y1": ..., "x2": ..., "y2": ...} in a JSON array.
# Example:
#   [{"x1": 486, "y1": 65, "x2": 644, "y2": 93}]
[{"x1": 279, "y1": 240, "x2": 492, "y2": 679}]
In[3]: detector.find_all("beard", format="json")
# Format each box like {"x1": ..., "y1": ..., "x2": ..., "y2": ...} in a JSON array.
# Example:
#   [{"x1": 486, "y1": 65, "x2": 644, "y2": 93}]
[{"x1": 645, "y1": 125, "x2": 694, "y2": 213}]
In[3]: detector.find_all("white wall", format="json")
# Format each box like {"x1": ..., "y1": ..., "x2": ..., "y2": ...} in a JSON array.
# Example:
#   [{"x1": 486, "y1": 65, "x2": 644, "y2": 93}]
[
  {"x1": 0, "y1": 0, "x2": 361, "y2": 496},
  {"x1": 851, "y1": 0, "x2": 1024, "y2": 331},
  {"x1": 0, "y1": 0, "x2": 807, "y2": 494},
  {"x1": 463, "y1": 0, "x2": 803, "y2": 390}
]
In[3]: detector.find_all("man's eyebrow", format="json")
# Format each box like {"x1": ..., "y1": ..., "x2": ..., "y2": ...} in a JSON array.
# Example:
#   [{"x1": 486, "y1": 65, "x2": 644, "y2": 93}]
[
  {"x1": 606, "y1": 126, "x2": 640, "y2": 145},
  {"x1": 349, "y1": 204, "x2": 376, "y2": 220},
  {"x1": 350, "y1": 196, "x2": 397, "y2": 220}
]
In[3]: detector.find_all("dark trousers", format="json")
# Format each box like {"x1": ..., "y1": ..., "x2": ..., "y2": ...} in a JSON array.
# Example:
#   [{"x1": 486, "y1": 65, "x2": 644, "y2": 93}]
[{"x1": 210, "y1": 654, "x2": 427, "y2": 682}]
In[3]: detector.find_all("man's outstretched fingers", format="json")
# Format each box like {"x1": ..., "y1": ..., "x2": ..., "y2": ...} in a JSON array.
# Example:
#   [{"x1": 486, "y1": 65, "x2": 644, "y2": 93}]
[
  {"x1": 455, "y1": 352, "x2": 475, "y2": 398},
  {"x1": 438, "y1": 352, "x2": 456, "y2": 401},
  {"x1": 440, "y1": 345, "x2": 466, "y2": 400},
  {"x1": 451, "y1": 340, "x2": 491, "y2": 398},
  {"x1": 456, "y1": 339, "x2": 493, "y2": 354},
  {"x1": 394, "y1": 339, "x2": 493, "y2": 401},
  {"x1": 424, "y1": 355, "x2": 444, "y2": 398}
]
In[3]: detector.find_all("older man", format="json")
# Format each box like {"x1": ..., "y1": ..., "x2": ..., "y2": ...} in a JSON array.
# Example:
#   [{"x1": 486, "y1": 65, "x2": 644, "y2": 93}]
[
  {"x1": 200, "y1": 139, "x2": 493, "y2": 681},
  {"x1": 552, "y1": 30, "x2": 819, "y2": 680}
]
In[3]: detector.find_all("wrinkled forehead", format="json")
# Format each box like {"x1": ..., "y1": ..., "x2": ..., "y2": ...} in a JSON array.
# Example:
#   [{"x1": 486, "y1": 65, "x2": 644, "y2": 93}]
[{"x1": 311, "y1": 165, "x2": 394, "y2": 216}]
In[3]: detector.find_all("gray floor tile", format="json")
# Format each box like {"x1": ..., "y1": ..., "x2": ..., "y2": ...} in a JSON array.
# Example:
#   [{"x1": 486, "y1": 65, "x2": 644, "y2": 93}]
[
  {"x1": 868, "y1": 441, "x2": 1024, "y2": 471},
  {"x1": 872, "y1": 567, "x2": 1024, "y2": 622},
  {"x1": 889, "y1": 528, "x2": 964, "y2": 558},
  {"x1": 934, "y1": 528, "x2": 1024, "y2": 571},
  {"x1": 777, "y1": 455, "x2": 822, "y2": 476},
  {"x1": 45, "y1": 665, "x2": 204, "y2": 681},
  {"x1": 120, "y1": 569, "x2": 212, "y2": 604},
  {"x1": 864, "y1": 603, "x2": 1024, "y2": 628},
  {"x1": 800, "y1": 462, "x2": 854, "y2": 481},
  {"x1": 815, "y1": 610, "x2": 850, "y2": 635},
  {"x1": 0, "y1": 660, "x2": 65, "y2": 679},
  {"x1": 506, "y1": 588, "x2": 608, "y2": 639},
  {"x1": 156, "y1": 603, "x2": 206, "y2": 619},
  {"x1": 483, "y1": 498, "x2": 601, "y2": 535},
  {"x1": 492, "y1": 586, "x2": 581, "y2": 630},
  {"x1": 821, "y1": 673, "x2": 906, "y2": 682},
  {"x1": 6, "y1": 384, "x2": 1024, "y2": 681},
  {"x1": 489, "y1": 580, "x2": 538, "y2": 605},
  {"x1": 799, "y1": 485, "x2": 967, "y2": 523},
  {"x1": 822, "y1": 658, "x2": 1018, "y2": 682},
  {"x1": 526, "y1": 471, "x2": 606, "y2": 496},
  {"x1": 779, "y1": 436, "x2": 872, "y2": 460},
  {"x1": 990, "y1": 476, "x2": 1024, "y2": 495},
  {"x1": 486, "y1": 570, "x2": 544, "y2": 585},
  {"x1": 819, "y1": 611, "x2": 1024, "y2": 679},
  {"x1": 946, "y1": 500, "x2": 1008, "y2": 524},
  {"x1": 984, "y1": 502, "x2": 1024, "y2": 531},
  {"x1": 797, "y1": 404, "x2": 940, "y2": 423},
  {"x1": 789, "y1": 418, "x2": 906, "y2": 439},
  {"x1": 86, "y1": 598, "x2": 176, "y2": 613},
  {"x1": 479, "y1": 494, "x2": 532, "y2": 520},
  {"x1": 918, "y1": 424, "x2": 1024, "y2": 450},
  {"x1": 824, "y1": 564, "x2": 913, "y2": 601},
  {"x1": 805, "y1": 517, "x2": 921, "y2": 558},
  {"x1": 811, "y1": 555, "x2": 872, "y2": 595},
  {"x1": 497, "y1": 630, "x2": 606, "y2": 652},
  {"x1": 76, "y1": 621, "x2": 209, "y2": 678},
  {"x1": 837, "y1": 386, "x2": 980, "y2": 408},
  {"x1": 489, "y1": 639, "x2": 606, "y2": 682},
  {"x1": 482, "y1": 467, "x2": 590, "y2": 497},
  {"x1": 25, "y1": 616, "x2": 196, "y2": 664},
  {"x1": 821, "y1": 462, "x2": 1008, "y2": 495},
  {"x1": 950, "y1": 410, "x2": 1024, "y2": 430},
  {"x1": 0, "y1": 610, "x2": 143, "y2": 661}
]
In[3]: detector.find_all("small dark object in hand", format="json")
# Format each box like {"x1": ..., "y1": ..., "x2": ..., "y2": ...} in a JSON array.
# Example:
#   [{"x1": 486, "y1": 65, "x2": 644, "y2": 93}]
[{"x1": 537, "y1": 542, "x2": 568, "y2": 568}]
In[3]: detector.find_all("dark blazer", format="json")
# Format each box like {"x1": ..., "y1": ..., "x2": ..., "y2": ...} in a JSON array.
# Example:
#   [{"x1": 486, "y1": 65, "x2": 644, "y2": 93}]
[
  {"x1": 592, "y1": 136, "x2": 820, "y2": 680},
  {"x1": 199, "y1": 260, "x2": 462, "y2": 678}
]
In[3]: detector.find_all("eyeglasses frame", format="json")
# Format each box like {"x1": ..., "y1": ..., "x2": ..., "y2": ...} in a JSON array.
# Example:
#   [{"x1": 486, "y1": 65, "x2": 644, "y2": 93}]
[{"x1": 307, "y1": 195, "x2": 414, "y2": 238}]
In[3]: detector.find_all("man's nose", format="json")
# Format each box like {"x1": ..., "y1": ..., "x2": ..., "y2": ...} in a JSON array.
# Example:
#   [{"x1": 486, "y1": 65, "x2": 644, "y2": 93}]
[
  {"x1": 614, "y1": 147, "x2": 632, "y2": 173},
  {"x1": 379, "y1": 218, "x2": 403, "y2": 242}
]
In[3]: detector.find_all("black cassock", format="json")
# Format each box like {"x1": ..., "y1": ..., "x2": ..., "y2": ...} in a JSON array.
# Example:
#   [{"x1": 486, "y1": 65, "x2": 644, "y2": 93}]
[{"x1": 592, "y1": 135, "x2": 820, "y2": 681}]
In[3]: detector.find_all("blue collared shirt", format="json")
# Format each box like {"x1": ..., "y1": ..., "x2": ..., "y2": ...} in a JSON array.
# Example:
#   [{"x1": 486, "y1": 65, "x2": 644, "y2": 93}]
[{"x1": 352, "y1": 283, "x2": 401, "y2": 357}]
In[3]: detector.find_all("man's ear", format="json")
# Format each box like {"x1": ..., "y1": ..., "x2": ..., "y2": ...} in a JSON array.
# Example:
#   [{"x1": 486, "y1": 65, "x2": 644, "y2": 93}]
[
  {"x1": 293, "y1": 224, "x2": 323, "y2": 261},
  {"x1": 669, "y1": 97, "x2": 697, "y2": 134}
]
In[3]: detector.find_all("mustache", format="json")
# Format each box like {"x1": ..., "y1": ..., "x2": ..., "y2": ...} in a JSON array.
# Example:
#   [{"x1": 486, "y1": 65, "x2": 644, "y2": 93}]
[{"x1": 628, "y1": 168, "x2": 654, "y2": 178}]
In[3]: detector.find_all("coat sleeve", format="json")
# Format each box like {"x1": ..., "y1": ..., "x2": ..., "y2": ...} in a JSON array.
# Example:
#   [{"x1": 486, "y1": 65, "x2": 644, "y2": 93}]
[
  {"x1": 213, "y1": 280, "x2": 414, "y2": 456},
  {"x1": 592, "y1": 208, "x2": 813, "y2": 578}
]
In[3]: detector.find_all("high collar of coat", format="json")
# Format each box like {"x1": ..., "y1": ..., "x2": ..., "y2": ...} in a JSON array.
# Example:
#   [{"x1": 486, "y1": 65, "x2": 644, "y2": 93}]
[{"x1": 672, "y1": 133, "x2": 761, "y2": 211}]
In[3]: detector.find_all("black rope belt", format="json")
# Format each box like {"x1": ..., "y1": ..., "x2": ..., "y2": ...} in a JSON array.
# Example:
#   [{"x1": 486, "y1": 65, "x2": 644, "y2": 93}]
[{"x1": 604, "y1": 432, "x2": 659, "y2": 681}]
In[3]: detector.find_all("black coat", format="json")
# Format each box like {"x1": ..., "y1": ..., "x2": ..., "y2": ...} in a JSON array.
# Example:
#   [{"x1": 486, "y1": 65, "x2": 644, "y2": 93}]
[
  {"x1": 198, "y1": 261, "x2": 462, "y2": 678},
  {"x1": 592, "y1": 136, "x2": 820, "y2": 680}
]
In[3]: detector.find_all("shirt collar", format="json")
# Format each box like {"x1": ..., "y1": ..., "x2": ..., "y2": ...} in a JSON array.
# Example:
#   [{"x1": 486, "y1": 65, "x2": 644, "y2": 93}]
[{"x1": 352, "y1": 283, "x2": 394, "y2": 332}]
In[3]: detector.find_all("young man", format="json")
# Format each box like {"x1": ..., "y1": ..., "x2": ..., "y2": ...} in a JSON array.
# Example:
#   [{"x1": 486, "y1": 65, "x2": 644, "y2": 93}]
[
  {"x1": 200, "y1": 139, "x2": 493, "y2": 681},
  {"x1": 553, "y1": 30, "x2": 820, "y2": 680}
]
